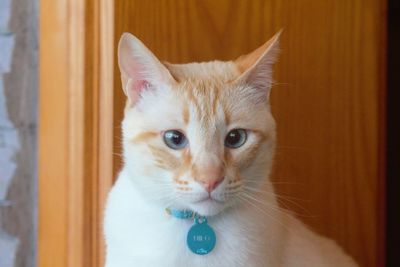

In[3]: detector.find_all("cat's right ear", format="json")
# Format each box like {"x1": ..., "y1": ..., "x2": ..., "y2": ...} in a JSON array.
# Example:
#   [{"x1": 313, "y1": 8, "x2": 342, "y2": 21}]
[
  {"x1": 118, "y1": 33, "x2": 176, "y2": 107},
  {"x1": 234, "y1": 30, "x2": 281, "y2": 102}
]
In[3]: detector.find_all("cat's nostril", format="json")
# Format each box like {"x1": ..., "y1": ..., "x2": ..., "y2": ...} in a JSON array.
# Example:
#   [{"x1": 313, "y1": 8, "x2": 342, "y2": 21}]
[
  {"x1": 202, "y1": 176, "x2": 225, "y2": 193},
  {"x1": 215, "y1": 177, "x2": 224, "y2": 187}
]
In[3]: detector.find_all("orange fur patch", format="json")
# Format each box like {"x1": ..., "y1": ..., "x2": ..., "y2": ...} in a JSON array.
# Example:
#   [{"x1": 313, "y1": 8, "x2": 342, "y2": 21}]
[
  {"x1": 148, "y1": 145, "x2": 180, "y2": 171},
  {"x1": 131, "y1": 131, "x2": 159, "y2": 143},
  {"x1": 178, "y1": 79, "x2": 225, "y2": 128},
  {"x1": 222, "y1": 103, "x2": 231, "y2": 125},
  {"x1": 223, "y1": 149, "x2": 233, "y2": 168},
  {"x1": 173, "y1": 149, "x2": 192, "y2": 182},
  {"x1": 252, "y1": 130, "x2": 268, "y2": 141},
  {"x1": 177, "y1": 187, "x2": 192, "y2": 191},
  {"x1": 190, "y1": 162, "x2": 199, "y2": 182},
  {"x1": 183, "y1": 104, "x2": 190, "y2": 124},
  {"x1": 237, "y1": 142, "x2": 264, "y2": 170}
]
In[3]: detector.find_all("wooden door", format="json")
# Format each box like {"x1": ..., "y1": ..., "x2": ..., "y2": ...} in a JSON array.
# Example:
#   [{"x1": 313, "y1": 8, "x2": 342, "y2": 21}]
[
  {"x1": 112, "y1": 1, "x2": 386, "y2": 267},
  {"x1": 39, "y1": 1, "x2": 386, "y2": 267}
]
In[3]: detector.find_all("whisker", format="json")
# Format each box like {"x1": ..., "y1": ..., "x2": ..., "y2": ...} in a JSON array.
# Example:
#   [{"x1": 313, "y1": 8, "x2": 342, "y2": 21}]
[
  {"x1": 237, "y1": 194, "x2": 292, "y2": 233},
  {"x1": 244, "y1": 179, "x2": 304, "y2": 186},
  {"x1": 242, "y1": 186, "x2": 307, "y2": 202},
  {"x1": 240, "y1": 191, "x2": 293, "y2": 218},
  {"x1": 241, "y1": 188, "x2": 315, "y2": 218}
]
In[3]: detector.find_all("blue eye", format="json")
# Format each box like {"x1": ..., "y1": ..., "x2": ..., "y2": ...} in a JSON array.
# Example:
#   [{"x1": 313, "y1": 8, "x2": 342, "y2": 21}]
[
  {"x1": 225, "y1": 129, "x2": 247, "y2": 148},
  {"x1": 163, "y1": 130, "x2": 188, "y2": 150}
]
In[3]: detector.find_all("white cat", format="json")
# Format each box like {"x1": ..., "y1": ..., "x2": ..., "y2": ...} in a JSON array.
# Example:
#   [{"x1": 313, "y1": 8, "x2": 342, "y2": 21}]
[{"x1": 104, "y1": 32, "x2": 358, "y2": 267}]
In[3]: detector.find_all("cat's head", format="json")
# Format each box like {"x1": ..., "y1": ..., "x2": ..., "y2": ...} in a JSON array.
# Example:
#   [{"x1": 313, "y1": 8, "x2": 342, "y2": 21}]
[{"x1": 118, "y1": 32, "x2": 280, "y2": 216}]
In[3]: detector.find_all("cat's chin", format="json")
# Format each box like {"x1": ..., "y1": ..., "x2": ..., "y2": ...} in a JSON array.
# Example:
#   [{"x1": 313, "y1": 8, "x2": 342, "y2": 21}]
[{"x1": 187, "y1": 198, "x2": 226, "y2": 217}]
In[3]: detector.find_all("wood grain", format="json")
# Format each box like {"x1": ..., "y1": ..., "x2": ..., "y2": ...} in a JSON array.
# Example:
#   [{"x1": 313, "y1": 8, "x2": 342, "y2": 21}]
[
  {"x1": 39, "y1": 0, "x2": 69, "y2": 265},
  {"x1": 39, "y1": 0, "x2": 114, "y2": 266},
  {"x1": 97, "y1": 0, "x2": 115, "y2": 265},
  {"x1": 113, "y1": 1, "x2": 386, "y2": 267}
]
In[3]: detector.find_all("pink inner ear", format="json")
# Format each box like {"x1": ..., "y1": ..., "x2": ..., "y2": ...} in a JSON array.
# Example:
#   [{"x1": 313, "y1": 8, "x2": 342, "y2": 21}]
[{"x1": 127, "y1": 79, "x2": 150, "y2": 105}]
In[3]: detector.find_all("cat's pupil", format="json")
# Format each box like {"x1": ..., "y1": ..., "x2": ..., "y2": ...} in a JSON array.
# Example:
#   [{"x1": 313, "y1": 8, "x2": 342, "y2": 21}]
[
  {"x1": 163, "y1": 130, "x2": 188, "y2": 150},
  {"x1": 225, "y1": 129, "x2": 247, "y2": 148},
  {"x1": 170, "y1": 132, "x2": 183, "y2": 144},
  {"x1": 227, "y1": 131, "x2": 240, "y2": 144}
]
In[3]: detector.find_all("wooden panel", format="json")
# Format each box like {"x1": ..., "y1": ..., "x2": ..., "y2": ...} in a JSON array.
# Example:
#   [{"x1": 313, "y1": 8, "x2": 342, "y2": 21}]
[
  {"x1": 39, "y1": 0, "x2": 70, "y2": 265},
  {"x1": 114, "y1": 1, "x2": 386, "y2": 267},
  {"x1": 39, "y1": 0, "x2": 114, "y2": 266},
  {"x1": 97, "y1": 0, "x2": 115, "y2": 265}
]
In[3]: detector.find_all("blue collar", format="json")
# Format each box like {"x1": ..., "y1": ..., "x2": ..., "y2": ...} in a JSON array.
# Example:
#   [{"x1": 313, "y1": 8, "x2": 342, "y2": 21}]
[{"x1": 166, "y1": 208, "x2": 197, "y2": 219}]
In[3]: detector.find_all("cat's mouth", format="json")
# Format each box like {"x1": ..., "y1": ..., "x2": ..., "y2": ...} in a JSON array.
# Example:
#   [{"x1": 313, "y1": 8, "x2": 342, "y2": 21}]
[
  {"x1": 188, "y1": 196, "x2": 226, "y2": 216},
  {"x1": 194, "y1": 197, "x2": 220, "y2": 204}
]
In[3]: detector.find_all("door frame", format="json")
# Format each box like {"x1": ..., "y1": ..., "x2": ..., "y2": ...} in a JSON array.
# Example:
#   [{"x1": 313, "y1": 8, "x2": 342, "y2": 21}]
[{"x1": 39, "y1": 0, "x2": 114, "y2": 266}]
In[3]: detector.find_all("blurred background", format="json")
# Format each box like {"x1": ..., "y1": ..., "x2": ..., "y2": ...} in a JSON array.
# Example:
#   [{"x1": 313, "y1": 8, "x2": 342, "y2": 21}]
[
  {"x1": 1, "y1": 0, "x2": 38, "y2": 267},
  {"x1": 0, "y1": 0, "x2": 399, "y2": 267}
]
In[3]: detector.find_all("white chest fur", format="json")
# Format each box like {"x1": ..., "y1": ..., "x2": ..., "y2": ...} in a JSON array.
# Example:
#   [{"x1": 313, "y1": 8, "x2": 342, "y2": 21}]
[
  {"x1": 104, "y1": 170, "x2": 357, "y2": 267},
  {"x1": 104, "y1": 171, "x2": 287, "y2": 267}
]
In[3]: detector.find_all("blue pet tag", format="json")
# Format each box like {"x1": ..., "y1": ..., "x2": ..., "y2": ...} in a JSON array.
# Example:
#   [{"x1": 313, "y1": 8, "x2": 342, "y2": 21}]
[{"x1": 186, "y1": 217, "x2": 216, "y2": 255}]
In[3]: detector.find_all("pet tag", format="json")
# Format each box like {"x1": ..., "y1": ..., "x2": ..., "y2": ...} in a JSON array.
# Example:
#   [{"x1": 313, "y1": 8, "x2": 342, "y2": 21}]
[{"x1": 186, "y1": 217, "x2": 216, "y2": 255}]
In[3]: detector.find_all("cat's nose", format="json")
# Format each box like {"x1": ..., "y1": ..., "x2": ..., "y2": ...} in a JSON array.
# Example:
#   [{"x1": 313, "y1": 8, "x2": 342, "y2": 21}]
[
  {"x1": 202, "y1": 177, "x2": 224, "y2": 193},
  {"x1": 195, "y1": 164, "x2": 225, "y2": 193}
]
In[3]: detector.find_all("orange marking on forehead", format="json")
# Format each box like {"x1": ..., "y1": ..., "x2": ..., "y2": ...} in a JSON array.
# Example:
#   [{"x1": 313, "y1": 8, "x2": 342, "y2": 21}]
[
  {"x1": 183, "y1": 104, "x2": 190, "y2": 124},
  {"x1": 184, "y1": 84, "x2": 197, "y2": 104},
  {"x1": 211, "y1": 87, "x2": 220, "y2": 117},
  {"x1": 222, "y1": 103, "x2": 231, "y2": 125},
  {"x1": 131, "y1": 131, "x2": 159, "y2": 143},
  {"x1": 185, "y1": 88, "x2": 202, "y2": 120},
  {"x1": 182, "y1": 79, "x2": 224, "y2": 125}
]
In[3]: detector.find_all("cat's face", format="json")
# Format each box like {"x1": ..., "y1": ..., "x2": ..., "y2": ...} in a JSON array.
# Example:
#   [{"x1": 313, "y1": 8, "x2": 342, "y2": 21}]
[{"x1": 119, "y1": 32, "x2": 280, "y2": 216}]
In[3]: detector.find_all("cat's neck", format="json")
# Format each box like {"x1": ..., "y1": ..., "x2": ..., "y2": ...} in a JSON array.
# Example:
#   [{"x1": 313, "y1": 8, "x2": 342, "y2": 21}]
[{"x1": 117, "y1": 167, "x2": 281, "y2": 225}]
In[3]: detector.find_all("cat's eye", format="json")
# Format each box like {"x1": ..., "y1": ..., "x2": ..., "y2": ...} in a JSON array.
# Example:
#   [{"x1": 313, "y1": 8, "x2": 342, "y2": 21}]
[
  {"x1": 163, "y1": 130, "x2": 188, "y2": 150},
  {"x1": 225, "y1": 129, "x2": 247, "y2": 148}
]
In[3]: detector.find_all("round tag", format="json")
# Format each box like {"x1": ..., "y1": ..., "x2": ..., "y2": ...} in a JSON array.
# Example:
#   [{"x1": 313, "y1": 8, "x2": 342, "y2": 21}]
[{"x1": 186, "y1": 217, "x2": 216, "y2": 255}]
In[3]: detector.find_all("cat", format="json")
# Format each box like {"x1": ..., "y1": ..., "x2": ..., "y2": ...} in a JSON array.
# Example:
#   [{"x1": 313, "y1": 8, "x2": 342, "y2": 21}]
[{"x1": 104, "y1": 32, "x2": 358, "y2": 267}]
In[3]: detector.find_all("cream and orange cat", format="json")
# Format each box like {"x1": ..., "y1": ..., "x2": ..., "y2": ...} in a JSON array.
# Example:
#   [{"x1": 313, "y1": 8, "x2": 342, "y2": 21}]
[{"x1": 104, "y1": 32, "x2": 358, "y2": 267}]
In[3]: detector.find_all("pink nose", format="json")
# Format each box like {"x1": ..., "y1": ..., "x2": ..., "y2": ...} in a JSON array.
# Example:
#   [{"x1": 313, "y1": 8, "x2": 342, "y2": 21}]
[
  {"x1": 201, "y1": 177, "x2": 224, "y2": 193},
  {"x1": 195, "y1": 164, "x2": 225, "y2": 193}
]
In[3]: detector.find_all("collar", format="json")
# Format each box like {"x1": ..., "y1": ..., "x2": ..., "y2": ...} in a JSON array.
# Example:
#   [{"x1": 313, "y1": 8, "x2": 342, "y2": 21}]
[
  {"x1": 166, "y1": 208, "x2": 198, "y2": 219},
  {"x1": 165, "y1": 208, "x2": 216, "y2": 255}
]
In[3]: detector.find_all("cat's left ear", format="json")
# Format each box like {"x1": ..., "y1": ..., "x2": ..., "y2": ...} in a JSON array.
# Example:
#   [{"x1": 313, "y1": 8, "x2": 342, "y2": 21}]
[
  {"x1": 118, "y1": 33, "x2": 177, "y2": 107},
  {"x1": 234, "y1": 30, "x2": 282, "y2": 100}
]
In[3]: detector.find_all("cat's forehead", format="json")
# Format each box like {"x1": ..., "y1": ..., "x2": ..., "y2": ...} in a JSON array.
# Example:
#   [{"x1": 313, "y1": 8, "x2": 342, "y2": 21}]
[
  {"x1": 164, "y1": 61, "x2": 240, "y2": 83},
  {"x1": 160, "y1": 61, "x2": 268, "y2": 130},
  {"x1": 166, "y1": 61, "x2": 243, "y2": 112}
]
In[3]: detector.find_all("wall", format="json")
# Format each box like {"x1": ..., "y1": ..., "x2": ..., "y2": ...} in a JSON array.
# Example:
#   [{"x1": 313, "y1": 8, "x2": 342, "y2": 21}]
[{"x1": 0, "y1": 0, "x2": 38, "y2": 266}]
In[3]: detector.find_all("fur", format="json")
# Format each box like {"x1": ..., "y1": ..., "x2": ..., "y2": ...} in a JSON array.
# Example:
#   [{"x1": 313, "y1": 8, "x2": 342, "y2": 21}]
[{"x1": 104, "y1": 32, "x2": 358, "y2": 267}]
